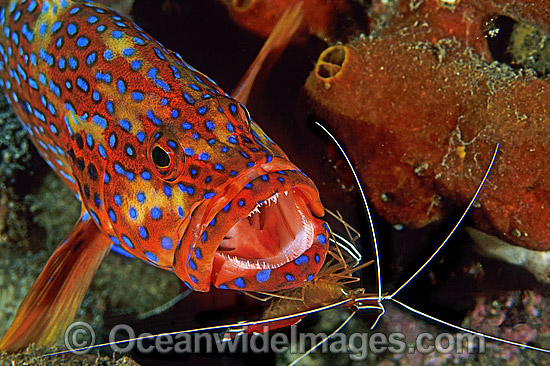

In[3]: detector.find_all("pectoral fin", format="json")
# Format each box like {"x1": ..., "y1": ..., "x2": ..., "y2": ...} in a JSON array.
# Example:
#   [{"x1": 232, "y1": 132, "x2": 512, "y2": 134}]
[{"x1": 0, "y1": 216, "x2": 111, "y2": 352}]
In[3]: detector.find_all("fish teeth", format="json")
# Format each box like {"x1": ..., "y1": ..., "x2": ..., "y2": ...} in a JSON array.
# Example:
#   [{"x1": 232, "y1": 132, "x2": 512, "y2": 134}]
[
  {"x1": 247, "y1": 191, "x2": 283, "y2": 217},
  {"x1": 248, "y1": 207, "x2": 261, "y2": 217},
  {"x1": 220, "y1": 191, "x2": 315, "y2": 271},
  {"x1": 218, "y1": 252, "x2": 281, "y2": 270},
  {"x1": 297, "y1": 202, "x2": 314, "y2": 246}
]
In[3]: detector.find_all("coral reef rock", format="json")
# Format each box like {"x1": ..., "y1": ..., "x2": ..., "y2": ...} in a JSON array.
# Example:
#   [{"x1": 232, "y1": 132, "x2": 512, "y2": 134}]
[{"x1": 305, "y1": 2, "x2": 550, "y2": 281}]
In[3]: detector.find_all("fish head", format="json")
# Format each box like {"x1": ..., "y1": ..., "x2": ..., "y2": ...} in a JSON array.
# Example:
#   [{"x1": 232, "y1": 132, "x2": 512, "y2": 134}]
[
  {"x1": 166, "y1": 93, "x2": 329, "y2": 292},
  {"x1": 85, "y1": 57, "x2": 329, "y2": 292}
]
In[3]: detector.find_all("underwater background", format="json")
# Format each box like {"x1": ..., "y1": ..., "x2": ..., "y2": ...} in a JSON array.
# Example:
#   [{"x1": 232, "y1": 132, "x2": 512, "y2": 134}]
[{"x1": 1, "y1": 0, "x2": 550, "y2": 365}]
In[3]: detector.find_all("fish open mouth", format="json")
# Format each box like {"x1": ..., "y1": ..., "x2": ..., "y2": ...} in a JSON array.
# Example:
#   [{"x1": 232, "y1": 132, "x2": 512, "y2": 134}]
[
  {"x1": 216, "y1": 188, "x2": 315, "y2": 270},
  {"x1": 174, "y1": 160, "x2": 328, "y2": 291}
]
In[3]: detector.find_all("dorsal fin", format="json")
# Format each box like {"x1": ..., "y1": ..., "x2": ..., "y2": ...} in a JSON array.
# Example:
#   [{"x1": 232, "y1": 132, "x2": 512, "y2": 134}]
[{"x1": 231, "y1": 1, "x2": 304, "y2": 104}]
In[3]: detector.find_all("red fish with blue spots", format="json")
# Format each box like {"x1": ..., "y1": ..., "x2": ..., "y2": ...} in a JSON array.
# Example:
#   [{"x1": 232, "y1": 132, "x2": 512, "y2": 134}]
[{"x1": 0, "y1": 0, "x2": 329, "y2": 351}]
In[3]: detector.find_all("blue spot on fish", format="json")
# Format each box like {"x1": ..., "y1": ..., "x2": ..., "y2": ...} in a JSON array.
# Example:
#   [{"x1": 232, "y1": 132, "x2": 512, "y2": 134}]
[
  {"x1": 92, "y1": 114, "x2": 107, "y2": 129},
  {"x1": 161, "y1": 237, "x2": 172, "y2": 250},
  {"x1": 139, "y1": 226, "x2": 148, "y2": 239},
  {"x1": 234, "y1": 278, "x2": 245, "y2": 288},
  {"x1": 122, "y1": 235, "x2": 134, "y2": 249},
  {"x1": 316, "y1": 234, "x2": 326, "y2": 245},
  {"x1": 145, "y1": 252, "x2": 157, "y2": 262},
  {"x1": 119, "y1": 119, "x2": 131, "y2": 132},
  {"x1": 256, "y1": 269, "x2": 271, "y2": 283},
  {"x1": 111, "y1": 30, "x2": 123, "y2": 39},
  {"x1": 132, "y1": 92, "x2": 143, "y2": 101}
]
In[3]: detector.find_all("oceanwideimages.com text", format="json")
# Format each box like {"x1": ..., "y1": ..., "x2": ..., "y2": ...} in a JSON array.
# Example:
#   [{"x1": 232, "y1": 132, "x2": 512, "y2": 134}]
[{"x1": 65, "y1": 321, "x2": 486, "y2": 361}]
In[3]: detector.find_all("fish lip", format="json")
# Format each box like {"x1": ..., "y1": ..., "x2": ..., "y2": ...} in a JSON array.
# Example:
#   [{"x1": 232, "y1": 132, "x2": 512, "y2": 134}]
[
  {"x1": 200, "y1": 157, "x2": 324, "y2": 231},
  {"x1": 210, "y1": 159, "x2": 323, "y2": 223},
  {"x1": 174, "y1": 157, "x2": 325, "y2": 291}
]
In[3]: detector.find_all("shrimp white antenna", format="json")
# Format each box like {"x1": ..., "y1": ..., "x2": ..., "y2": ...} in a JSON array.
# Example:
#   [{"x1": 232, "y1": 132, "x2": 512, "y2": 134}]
[
  {"x1": 389, "y1": 143, "x2": 500, "y2": 300},
  {"x1": 315, "y1": 122, "x2": 383, "y2": 309},
  {"x1": 316, "y1": 122, "x2": 502, "y2": 332},
  {"x1": 137, "y1": 289, "x2": 192, "y2": 320},
  {"x1": 330, "y1": 233, "x2": 362, "y2": 265},
  {"x1": 41, "y1": 297, "x2": 367, "y2": 358},
  {"x1": 287, "y1": 311, "x2": 356, "y2": 366}
]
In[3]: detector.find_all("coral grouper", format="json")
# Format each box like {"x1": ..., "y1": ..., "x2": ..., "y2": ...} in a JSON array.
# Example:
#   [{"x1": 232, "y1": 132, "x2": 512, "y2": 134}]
[{"x1": 0, "y1": 0, "x2": 329, "y2": 351}]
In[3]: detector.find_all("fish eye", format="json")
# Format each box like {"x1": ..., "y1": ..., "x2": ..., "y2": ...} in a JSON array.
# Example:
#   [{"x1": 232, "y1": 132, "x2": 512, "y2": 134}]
[
  {"x1": 152, "y1": 145, "x2": 171, "y2": 168},
  {"x1": 148, "y1": 137, "x2": 184, "y2": 181}
]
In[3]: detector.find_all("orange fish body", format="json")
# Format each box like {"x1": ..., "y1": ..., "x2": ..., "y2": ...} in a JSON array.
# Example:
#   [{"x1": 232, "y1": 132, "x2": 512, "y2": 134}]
[{"x1": 0, "y1": 0, "x2": 328, "y2": 351}]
